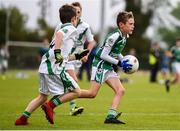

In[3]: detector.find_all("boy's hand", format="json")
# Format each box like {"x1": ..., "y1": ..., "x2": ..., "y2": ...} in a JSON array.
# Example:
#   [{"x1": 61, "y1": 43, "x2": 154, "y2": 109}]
[
  {"x1": 74, "y1": 49, "x2": 89, "y2": 60},
  {"x1": 118, "y1": 59, "x2": 132, "y2": 73},
  {"x1": 81, "y1": 56, "x2": 88, "y2": 62},
  {"x1": 54, "y1": 49, "x2": 63, "y2": 65}
]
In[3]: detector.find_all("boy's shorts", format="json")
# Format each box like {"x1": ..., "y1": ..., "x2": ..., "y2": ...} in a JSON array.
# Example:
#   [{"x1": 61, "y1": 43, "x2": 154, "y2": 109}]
[
  {"x1": 65, "y1": 60, "x2": 82, "y2": 71},
  {"x1": 39, "y1": 70, "x2": 80, "y2": 96},
  {"x1": 172, "y1": 62, "x2": 180, "y2": 73},
  {"x1": 91, "y1": 66, "x2": 119, "y2": 84}
]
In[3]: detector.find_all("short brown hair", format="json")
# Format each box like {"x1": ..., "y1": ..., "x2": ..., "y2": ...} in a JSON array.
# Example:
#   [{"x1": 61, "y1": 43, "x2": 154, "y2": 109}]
[
  {"x1": 176, "y1": 37, "x2": 180, "y2": 42},
  {"x1": 72, "y1": 2, "x2": 82, "y2": 10},
  {"x1": 59, "y1": 4, "x2": 76, "y2": 24},
  {"x1": 116, "y1": 11, "x2": 134, "y2": 26}
]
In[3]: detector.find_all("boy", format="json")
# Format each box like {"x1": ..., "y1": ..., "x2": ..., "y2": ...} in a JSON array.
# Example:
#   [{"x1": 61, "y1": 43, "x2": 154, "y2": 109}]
[
  {"x1": 15, "y1": 4, "x2": 89, "y2": 125},
  {"x1": 66, "y1": 2, "x2": 95, "y2": 116},
  {"x1": 42, "y1": 11, "x2": 134, "y2": 124},
  {"x1": 165, "y1": 38, "x2": 180, "y2": 91}
]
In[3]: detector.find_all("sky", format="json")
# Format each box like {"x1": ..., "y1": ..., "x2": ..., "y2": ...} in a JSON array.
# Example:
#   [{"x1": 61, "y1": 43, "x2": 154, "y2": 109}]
[{"x1": 0, "y1": 0, "x2": 103, "y2": 33}]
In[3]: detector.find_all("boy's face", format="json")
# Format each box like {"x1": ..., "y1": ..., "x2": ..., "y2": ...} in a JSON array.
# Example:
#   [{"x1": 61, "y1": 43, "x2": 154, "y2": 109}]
[
  {"x1": 73, "y1": 6, "x2": 82, "y2": 21},
  {"x1": 176, "y1": 40, "x2": 180, "y2": 47},
  {"x1": 119, "y1": 18, "x2": 134, "y2": 35}
]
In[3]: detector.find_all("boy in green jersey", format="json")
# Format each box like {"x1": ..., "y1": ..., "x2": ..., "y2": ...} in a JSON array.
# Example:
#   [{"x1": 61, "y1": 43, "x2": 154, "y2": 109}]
[
  {"x1": 165, "y1": 38, "x2": 180, "y2": 92},
  {"x1": 42, "y1": 11, "x2": 134, "y2": 124}
]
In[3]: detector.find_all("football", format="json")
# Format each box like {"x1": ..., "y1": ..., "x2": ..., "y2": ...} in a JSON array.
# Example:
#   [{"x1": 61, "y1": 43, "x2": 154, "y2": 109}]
[{"x1": 121, "y1": 55, "x2": 139, "y2": 74}]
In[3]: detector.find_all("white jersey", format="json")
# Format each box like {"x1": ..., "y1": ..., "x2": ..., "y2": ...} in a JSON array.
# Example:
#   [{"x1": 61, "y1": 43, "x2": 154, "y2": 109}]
[
  {"x1": 38, "y1": 23, "x2": 78, "y2": 74},
  {"x1": 65, "y1": 19, "x2": 94, "y2": 70},
  {"x1": 72, "y1": 19, "x2": 94, "y2": 54}
]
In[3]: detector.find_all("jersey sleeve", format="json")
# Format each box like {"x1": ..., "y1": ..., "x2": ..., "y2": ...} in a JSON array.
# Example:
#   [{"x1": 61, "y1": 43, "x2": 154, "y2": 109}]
[
  {"x1": 100, "y1": 33, "x2": 120, "y2": 65},
  {"x1": 85, "y1": 25, "x2": 94, "y2": 42}
]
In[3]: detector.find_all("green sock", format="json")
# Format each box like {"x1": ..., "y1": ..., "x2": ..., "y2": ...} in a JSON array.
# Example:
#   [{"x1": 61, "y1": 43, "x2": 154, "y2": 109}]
[
  {"x1": 107, "y1": 108, "x2": 117, "y2": 119},
  {"x1": 70, "y1": 100, "x2": 76, "y2": 109},
  {"x1": 52, "y1": 97, "x2": 62, "y2": 106},
  {"x1": 22, "y1": 111, "x2": 31, "y2": 118}
]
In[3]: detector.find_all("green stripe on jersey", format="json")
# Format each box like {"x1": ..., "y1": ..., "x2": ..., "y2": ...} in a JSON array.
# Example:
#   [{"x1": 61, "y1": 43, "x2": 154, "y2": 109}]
[
  {"x1": 78, "y1": 28, "x2": 88, "y2": 41},
  {"x1": 45, "y1": 52, "x2": 53, "y2": 75}
]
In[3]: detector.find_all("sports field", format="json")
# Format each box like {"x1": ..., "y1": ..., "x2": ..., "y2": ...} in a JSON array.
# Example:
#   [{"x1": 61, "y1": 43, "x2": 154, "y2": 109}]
[{"x1": 0, "y1": 70, "x2": 180, "y2": 130}]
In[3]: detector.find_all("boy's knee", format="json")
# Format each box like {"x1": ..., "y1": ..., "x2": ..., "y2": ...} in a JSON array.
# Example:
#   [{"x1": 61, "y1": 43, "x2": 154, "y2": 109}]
[
  {"x1": 89, "y1": 91, "x2": 97, "y2": 98},
  {"x1": 89, "y1": 94, "x2": 96, "y2": 98},
  {"x1": 118, "y1": 88, "x2": 125, "y2": 96}
]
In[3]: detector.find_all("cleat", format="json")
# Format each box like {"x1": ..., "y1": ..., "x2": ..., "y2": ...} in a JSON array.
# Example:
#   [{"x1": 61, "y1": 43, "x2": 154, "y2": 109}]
[
  {"x1": 104, "y1": 117, "x2": 125, "y2": 124},
  {"x1": 165, "y1": 80, "x2": 170, "y2": 92},
  {"x1": 115, "y1": 112, "x2": 122, "y2": 119},
  {"x1": 15, "y1": 116, "x2": 28, "y2": 125},
  {"x1": 70, "y1": 106, "x2": 84, "y2": 116},
  {"x1": 41, "y1": 103, "x2": 54, "y2": 124}
]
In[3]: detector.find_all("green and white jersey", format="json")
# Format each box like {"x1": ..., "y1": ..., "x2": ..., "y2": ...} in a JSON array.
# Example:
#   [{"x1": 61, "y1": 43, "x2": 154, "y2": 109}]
[
  {"x1": 171, "y1": 46, "x2": 180, "y2": 62},
  {"x1": 92, "y1": 28, "x2": 126, "y2": 70},
  {"x1": 71, "y1": 19, "x2": 94, "y2": 54},
  {"x1": 38, "y1": 23, "x2": 78, "y2": 74}
]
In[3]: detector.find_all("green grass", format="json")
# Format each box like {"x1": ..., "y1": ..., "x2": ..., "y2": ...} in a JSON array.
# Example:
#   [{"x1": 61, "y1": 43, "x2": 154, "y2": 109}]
[{"x1": 0, "y1": 70, "x2": 180, "y2": 130}]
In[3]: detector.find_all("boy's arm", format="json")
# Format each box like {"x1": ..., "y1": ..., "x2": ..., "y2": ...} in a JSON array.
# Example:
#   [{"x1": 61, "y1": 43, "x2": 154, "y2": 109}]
[
  {"x1": 54, "y1": 31, "x2": 64, "y2": 64},
  {"x1": 55, "y1": 31, "x2": 63, "y2": 50},
  {"x1": 100, "y1": 36, "x2": 119, "y2": 65},
  {"x1": 68, "y1": 49, "x2": 89, "y2": 61},
  {"x1": 118, "y1": 53, "x2": 124, "y2": 60},
  {"x1": 100, "y1": 45, "x2": 119, "y2": 65},
  {"x1": 81, "y1": 40, "x2": 95, "y2": 62},
  {"x1": 81, "y1": 26, "x2": 95, "y2": 61}
]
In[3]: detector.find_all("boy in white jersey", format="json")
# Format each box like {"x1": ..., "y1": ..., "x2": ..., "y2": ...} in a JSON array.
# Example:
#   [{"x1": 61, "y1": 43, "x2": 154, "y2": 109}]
[
  {"x1": 49, "y1": 2, "x2": 95, "y2": 116},
  {"x1": 15, "y1": 4, "x2": 89, "y2": 125},
  {"x1": 42, "y1": 11, "x2": 134, "y2": 124},
  {"x1": 165, "y1": 38, "x2": 180, "y2": 92},
  {"x1": 66, "y1": 2, "x2": 95, "y2": 116}
]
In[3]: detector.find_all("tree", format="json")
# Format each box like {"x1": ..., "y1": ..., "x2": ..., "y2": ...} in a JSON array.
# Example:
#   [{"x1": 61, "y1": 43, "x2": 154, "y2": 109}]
[
  {"x1": 0, "y1": 6, "x2": 27, "y2": 43},
  {"x1": 125, "y1": 0, "x2": 152, "y2": 69},
  {"x1": 158, "y1": 3, "x2": 180, "y2": 48},
  {"x1": 0, "y1": 8, "x2": 6, "y2": 44}
]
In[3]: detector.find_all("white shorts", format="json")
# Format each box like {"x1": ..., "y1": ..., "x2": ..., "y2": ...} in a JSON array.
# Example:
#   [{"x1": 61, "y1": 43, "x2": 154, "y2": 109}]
[
  {"x1": 172, "y1": 62, "x2": 180, "y2": 73},
  {"x1": 39, "y1": 71, "x2": 80, "y2": 96},
  {"x1": 91, "y1": 66, "x2": 119, "y2": 84},
  {"x1": 65, "y1": 60, "x2": 82, "y2": 71},
  {"x1": 0, "y1": 60, "x2": 8, "y2": 70}
]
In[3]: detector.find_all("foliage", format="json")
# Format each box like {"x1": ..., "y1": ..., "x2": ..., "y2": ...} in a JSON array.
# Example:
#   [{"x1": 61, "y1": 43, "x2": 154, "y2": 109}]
[
  {"x1": 158, "y1": 27, "x2": 180, "y2": 48},
  {"x1": 158, "y1": 3, "x2": 180, "y2": 48},
  {"x1": 125, "y1": 0, "x2": 152, "y2": 69},
  {"x1": 0, "y1": 8, "x2": 6, "y2": 43},
  {"x1": 0, "y1": 6, "x2": 54, "y2": 44}
]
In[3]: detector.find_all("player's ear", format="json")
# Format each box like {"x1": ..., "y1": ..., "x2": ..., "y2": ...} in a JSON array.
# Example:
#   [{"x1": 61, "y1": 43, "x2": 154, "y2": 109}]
[
  {"x1": 72, "y1": 16, "x2": 78, "y2": 25},
  {"x1": 119, "y1": 22, "x2": 124, "y2": 28}
]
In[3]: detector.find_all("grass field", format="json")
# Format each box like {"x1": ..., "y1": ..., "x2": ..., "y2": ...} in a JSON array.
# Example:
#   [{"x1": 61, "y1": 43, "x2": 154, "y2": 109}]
[{"x1": 0, "y1": 70, "x2": 180, "y2": 130}]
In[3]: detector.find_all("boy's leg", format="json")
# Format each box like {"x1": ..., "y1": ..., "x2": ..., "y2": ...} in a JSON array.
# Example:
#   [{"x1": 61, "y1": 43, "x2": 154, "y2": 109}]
[
  {"x1": 66, "y1": 69, "x2": 84, "y2": 116},
  {"x1": 41, "y1": 91, "x2": 79, "y2": 124},
  {"x1": 41, "y1": 81, "x2": 101, "y2": 124},
  {"x1": 165, "y1": 64, "x2": 180, "y2": 92},
  {"x1": 104, "y1": 77, "x2": 125, "y2": 124},
  {"x1": 15, "y1": 93, "x2": 48, "y2": 125}
]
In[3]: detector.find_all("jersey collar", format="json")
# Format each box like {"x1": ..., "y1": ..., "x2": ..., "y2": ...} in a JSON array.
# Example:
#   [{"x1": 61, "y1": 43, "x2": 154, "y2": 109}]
[
  {"x1": 61, "y1": 23, "x2": 72, "y2": 28},
  {"x1": 118, "y1": 28, "x2": 129, "y2": 38}
]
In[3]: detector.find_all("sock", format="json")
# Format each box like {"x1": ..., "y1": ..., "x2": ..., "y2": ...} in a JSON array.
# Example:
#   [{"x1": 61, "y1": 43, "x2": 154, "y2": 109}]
[
  {"x1": 70, "y1": 100, "x2": 76, "y2": 110},
  {"x1": 106, "y1": 108, "x2": 117, "y2": 119},
  {"x1": 49, "y1": 98, "x2": 62, "y2": 109},
  {"x1": 22, "y1": 111, "x2": 31, "y2": 118}
]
